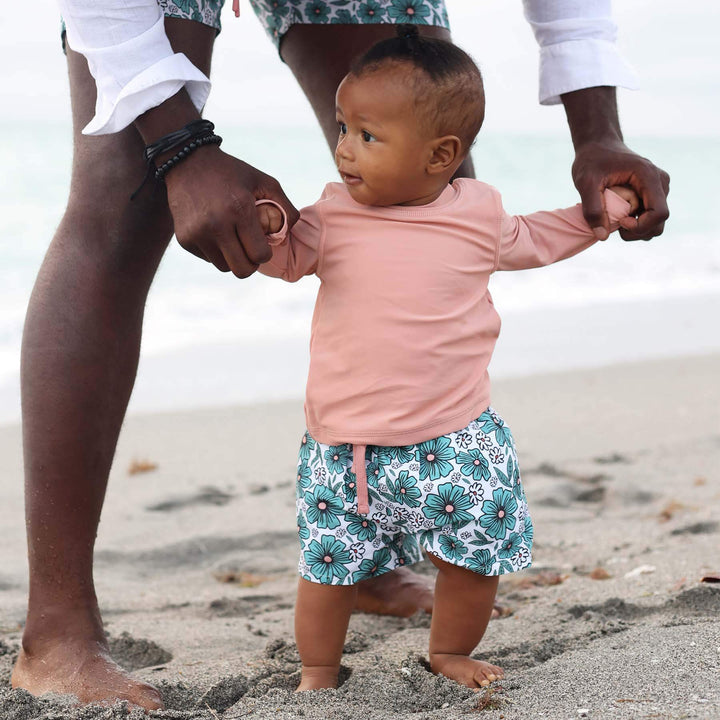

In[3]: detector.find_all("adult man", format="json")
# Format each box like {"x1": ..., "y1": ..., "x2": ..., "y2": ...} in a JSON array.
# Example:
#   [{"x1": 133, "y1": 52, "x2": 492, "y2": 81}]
[{"x1": 12, "y1": 0, "x2": 669, "y2": 710}]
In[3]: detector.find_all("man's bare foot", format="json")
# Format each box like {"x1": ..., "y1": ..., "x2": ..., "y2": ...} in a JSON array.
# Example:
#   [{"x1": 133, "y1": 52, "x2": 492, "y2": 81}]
[
  {"x1": 429, "y1": 653, "x2": 504, "y2": 689},
  {"x1": 12, "y1": 638, "x2": 163, "y2": 710},
  {"x1": 354, "y1": 567, "x2": 508, "y2": 619},
  {"x1": 296, "y1": 665, "x2": 339, "y2": 691},
  {"x1": 354, "y1": 567, "x2": 433, "y2": 617}
]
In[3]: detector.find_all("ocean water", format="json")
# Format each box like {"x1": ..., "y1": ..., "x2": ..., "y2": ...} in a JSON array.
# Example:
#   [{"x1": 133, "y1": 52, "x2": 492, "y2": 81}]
[{"x1": 2, "y1": 123, "x2": 719, "y2": 390}]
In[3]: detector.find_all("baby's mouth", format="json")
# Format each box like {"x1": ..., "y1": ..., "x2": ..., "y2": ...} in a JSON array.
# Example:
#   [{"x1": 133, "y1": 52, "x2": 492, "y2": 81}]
[{"x1": 339, "y1": 168, "x2": 362, "y2": 185}]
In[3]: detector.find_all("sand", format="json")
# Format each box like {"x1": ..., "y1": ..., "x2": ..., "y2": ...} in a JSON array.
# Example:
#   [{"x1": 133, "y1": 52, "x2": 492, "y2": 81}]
[{"x1": 1, "y1": 353, "x2": 719, "y2": 719}]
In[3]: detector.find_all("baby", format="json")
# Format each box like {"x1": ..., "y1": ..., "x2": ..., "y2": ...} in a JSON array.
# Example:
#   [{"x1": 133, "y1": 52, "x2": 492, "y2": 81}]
[{"x1": 255, "y1": 26, "x2": 638, "y2": 692}]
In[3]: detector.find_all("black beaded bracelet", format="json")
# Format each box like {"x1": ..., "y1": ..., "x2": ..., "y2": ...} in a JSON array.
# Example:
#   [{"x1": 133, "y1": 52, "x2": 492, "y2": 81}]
[
  {"x1": 130, "y1": 119, "x2": 223, "y2": 200},
  {"x1": 154, "y1": 134, "x2": 223, "y2": 182}
]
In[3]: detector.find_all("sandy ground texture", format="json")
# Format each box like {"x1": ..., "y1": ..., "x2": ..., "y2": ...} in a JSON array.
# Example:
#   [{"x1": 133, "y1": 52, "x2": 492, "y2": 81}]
[{"x1": 1, "y1": 353, "x2": 719, "y2": 719}]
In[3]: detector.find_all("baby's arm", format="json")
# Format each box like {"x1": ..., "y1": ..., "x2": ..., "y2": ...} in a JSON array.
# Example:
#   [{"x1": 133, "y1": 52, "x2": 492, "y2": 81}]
[
  {"x1": 496, "y1": 187, "x2": 637, "y2": 272},
  {"x1": 254, "y1": 199, "x2": 321, "y2": 282}
]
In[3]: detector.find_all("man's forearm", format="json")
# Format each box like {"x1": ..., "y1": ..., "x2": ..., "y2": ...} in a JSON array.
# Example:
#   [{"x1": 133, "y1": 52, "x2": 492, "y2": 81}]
[
  {"x1": 561, "y1": 86, "x2": 624, "y2": 150},
  {"x1": 134, "y1": 89, "x2": 202, "y2": 146}
]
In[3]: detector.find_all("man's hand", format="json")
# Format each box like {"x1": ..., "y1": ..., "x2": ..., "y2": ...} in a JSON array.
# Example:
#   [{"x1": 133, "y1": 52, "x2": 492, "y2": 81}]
[
  {"x1": 572, "y1": 139, "x2": 670, "y2": 241},
  {"x1": 562, "y1": 87, "x2": 670, "y2": 242},
  {"x1": 164, "y1": 145, "x2": 299, "y2": 277},
  {"x1": 134, "y1": 90, "x2": 298, "y2": 277}
]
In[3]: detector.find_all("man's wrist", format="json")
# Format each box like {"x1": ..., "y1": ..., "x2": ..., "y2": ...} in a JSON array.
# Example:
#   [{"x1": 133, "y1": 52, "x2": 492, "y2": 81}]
[
  {"x1": 560, "y1": 86, "x2": 624, "y2": 150},
  {"x1": 134, "y1": 88, "x2": 202, "y2": 148}
]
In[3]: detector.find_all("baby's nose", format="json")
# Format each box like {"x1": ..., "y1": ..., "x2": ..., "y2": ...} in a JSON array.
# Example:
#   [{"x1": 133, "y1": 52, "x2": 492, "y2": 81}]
[{"x1": 335, "y1": 136, "x2": 354, "y2": 160}]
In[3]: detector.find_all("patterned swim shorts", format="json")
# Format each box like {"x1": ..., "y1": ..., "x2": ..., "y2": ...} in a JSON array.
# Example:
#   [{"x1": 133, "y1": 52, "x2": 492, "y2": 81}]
[
  {"x1": 249, "y1": 0, "x2": 450, "y2": 48},
  {"x1": 295, "y1": 408, "x2": 533, "y2": 585},
  {"x1": 63, "y1": 1, "x2": 450, "y2": 52}
]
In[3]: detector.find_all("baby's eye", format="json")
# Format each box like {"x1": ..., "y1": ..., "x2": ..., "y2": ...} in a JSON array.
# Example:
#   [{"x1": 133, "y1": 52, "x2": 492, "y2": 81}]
[
  {"x1": 338, "y1": 122, "x2": 347, "y2": 135},
  {"x1": 362, "y1": 130, "x2": 376, "y2": 142}
]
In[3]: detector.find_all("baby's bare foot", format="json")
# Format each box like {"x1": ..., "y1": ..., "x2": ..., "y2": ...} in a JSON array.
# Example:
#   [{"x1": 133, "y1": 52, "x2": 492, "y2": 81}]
[
  {"x1": 12, "y1": 639, "x2": 163, "y2": 710},
  {"x1": 296, "y1": 665, "x2": 339, "y2": 691},
  {"x1": 430, "y1": 653, "x2": 504, "y2": 689}
]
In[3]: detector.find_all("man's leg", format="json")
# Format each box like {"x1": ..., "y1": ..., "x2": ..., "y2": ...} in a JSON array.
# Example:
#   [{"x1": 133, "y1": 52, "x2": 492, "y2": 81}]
[
  {"x1": 280, "y1": 23, "x2": 472, "y2": 616},
  {"x1": 11, "y1": 19, "x2": 215, "y2": 709}
]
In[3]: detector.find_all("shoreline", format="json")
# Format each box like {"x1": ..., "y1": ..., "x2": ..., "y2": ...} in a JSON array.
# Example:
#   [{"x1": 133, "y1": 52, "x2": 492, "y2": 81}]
[
  {"x1": 1, "y1": 352, "x2": 718, "y2": 718},
  {"x1": 2, "y1": 291, "x2": 719, "y2": 427}
]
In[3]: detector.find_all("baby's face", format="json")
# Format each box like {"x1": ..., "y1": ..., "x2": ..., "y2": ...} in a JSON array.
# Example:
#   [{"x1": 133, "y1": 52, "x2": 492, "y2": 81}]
[{"x1": 334, "y1": 70, "x2": 444, "y2": 207}]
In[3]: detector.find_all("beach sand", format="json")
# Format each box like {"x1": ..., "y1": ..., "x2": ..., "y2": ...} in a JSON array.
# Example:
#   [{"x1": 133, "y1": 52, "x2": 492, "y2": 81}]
[{"x1": 1, "y1": 353, "x2": 718, "y2": 719}]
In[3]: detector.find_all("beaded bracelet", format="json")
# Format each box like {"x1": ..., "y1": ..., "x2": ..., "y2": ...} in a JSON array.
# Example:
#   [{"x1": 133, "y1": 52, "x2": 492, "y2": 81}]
[
  {"x1": 144, "y1": 119, "x2": 216, "y2": 165},
  {"x1": 130, "y1": 120, "x2": 223, "y2": 199},
  {"x1": 154, "y1": 134, "x2": 223, "y2": 182}
]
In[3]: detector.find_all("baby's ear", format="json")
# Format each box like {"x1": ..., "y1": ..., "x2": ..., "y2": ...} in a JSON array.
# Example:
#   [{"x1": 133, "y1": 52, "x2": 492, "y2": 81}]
[{"x1": 427, "y1": 135, "x2": 463, "y2": 175}]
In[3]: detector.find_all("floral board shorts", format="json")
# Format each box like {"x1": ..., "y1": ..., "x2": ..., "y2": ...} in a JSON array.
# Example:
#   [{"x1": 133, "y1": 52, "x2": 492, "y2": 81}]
[
  {"x1": 295, "y1": 408, "x2": 533, "y2": 585},
  {"x1": 63, "y1": 1, "x2": 450, "y2": 52}
]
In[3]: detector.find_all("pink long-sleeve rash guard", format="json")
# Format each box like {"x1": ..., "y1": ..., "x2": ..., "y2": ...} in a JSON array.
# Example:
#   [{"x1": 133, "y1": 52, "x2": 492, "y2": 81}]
[{"x1": 260, "y1": 178, "x2": 630, "y2": 449}]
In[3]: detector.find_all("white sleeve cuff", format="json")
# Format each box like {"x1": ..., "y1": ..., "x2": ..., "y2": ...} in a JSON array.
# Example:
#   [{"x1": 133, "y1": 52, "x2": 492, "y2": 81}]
[
  {"x1": 67, "y1": 14, "x2": 211, "y2": 135},
  {"x1": 538, "y1": 38, "x2": 639, "y2": 105}
]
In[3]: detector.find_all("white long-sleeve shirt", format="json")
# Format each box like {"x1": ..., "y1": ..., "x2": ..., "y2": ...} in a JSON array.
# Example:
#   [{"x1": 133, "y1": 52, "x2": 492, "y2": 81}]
[{"x1": 57, "y1": 0, "x2": 639, "y2": 135}]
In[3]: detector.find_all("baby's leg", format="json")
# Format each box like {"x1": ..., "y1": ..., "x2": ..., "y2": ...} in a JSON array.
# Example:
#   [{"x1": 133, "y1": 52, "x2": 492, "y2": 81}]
[
  {"x1": 295, "y1": 578, "x2": 358, "y2": 690},
  {"x1": 427, "y1": 553, "x2": 504, "y2": 688}
]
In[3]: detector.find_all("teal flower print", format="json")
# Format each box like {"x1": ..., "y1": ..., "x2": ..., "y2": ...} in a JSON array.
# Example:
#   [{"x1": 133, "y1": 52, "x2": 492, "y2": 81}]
[
  {"x1": 422, "y1": 482, "x2": 474, "y2": 527},
  {"x1": 388, "y1": 0, "x2": 430, "y2": 23},
  {"x1": 358, "y1": 0, "x2": 387, "y2": 22},
  {"x1": 331, "y1": 8, "x2": 354, "y2": 23},
  {"x1": 298, "y1": 432, "x2": 316, "y2": 462},
  {"x1": 458, "y1": 449, "x2": 491, "y2": 481},
  {"x1": 466, "y1": 548, "x2": 494, "y2": 574},
  {"x1": 263, "y1": 0, "x2": 289, "y2": 16},
  {"x1": 305, "y1": 485, "x2": 344, "y2": 529},
  {"x1": 305, "y1": 0, "x2": 330, "y2": 22},
  {"x1": 346, "y1": 512, "x2": 377, "y2": 541},
  {"x1": 324, "y1": 445, "x2": 350, "y2": 475},
  {"x1": 438, "y1": 533, "x2": 467, "y2": 561},
  {"x1": 297, "y1": 513, "x2": 310, "y2": 540},
  {"x1": 419, "y1": 436, "x2": 455, "y2": 481},
  {"x1": 365, "y1": 460, "x2": 385, "y2": 487},
  {"x1": 388, "y1": 470, "x2": 421, "y2": 508},
  {"x1": 388, "y1": 445, "x2": 415, "y2": 463},
  {"x1": 498, "y1": 532, "x2": 523, "y2": 559},
  {"x1": 522, "y1": 516, "x2": 533, "y2": 546},
  {"x1": 480, "y1": 488, "x2": 517, "y2": 539},
  {"x1": 480, "y1": 410, "x2": 513, "y2": 447},
  {"x1": 304, "y1": 535, "x2": 351, "y2": 584},
  {"x1": 352, "y1": 547, "x2": 391, "y2": 582},
  {"x1": 297, "y1": 462, "x2": 312, "y2": 490},
  {"x1": 343, "y1": 472, "x2": 357, "y2": 502}
]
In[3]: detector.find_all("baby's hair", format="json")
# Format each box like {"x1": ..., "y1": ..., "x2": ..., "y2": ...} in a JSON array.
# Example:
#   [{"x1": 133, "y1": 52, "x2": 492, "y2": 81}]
[{"x1": 349, "y1": 25, "x2": 485, "y2": 151}]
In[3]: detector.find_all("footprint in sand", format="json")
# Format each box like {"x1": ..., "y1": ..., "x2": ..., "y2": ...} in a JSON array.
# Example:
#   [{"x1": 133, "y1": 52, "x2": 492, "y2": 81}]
[
  {"x1": 146, "y1": 485, "x2": 234, "y2": 512},
  {"x1": 108, "y1": 631, "x2": 172, "y2": 671}
]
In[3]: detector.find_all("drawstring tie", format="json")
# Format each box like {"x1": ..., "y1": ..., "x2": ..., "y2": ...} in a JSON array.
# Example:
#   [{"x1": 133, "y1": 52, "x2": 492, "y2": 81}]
[
  {"x1": 352, "y1": 444, "x2": 369, "y2": 515},
  {"x1": 232, "y1": 0, "x2": 240, "y2": 16}
]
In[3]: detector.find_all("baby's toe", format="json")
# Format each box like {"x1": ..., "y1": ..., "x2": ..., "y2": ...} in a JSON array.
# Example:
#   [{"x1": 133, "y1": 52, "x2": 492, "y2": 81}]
[{"x1": 473, "y1": 662, "x2": 504, "y2": 686}]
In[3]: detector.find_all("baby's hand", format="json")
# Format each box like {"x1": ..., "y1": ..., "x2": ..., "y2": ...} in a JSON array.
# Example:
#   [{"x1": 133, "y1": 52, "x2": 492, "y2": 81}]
[
  {"x1": 257, "y1": 201, "x2": 285, "y2": 235},
  {"x1": 608, "y1": 185, "x2": 640, "y2": 216}
]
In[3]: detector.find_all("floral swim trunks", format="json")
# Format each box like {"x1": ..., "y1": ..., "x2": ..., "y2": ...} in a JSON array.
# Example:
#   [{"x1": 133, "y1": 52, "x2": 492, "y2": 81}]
[
  {"x1": 295, "y1": 408, "x2": 533, "y2": 585},
  {"x1": 249, "y1": 0, "x2": 451, "y2": 48},
  {"x1": 63, "y1": 1, "x2": 450, "y2": 52}
]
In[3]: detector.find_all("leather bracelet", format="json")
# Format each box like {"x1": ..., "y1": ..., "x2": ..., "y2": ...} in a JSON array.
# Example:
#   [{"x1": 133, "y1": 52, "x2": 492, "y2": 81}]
[
  {"x1": 154, "y1": 134, "x2": 223, "y2": 182},
  {"x1": 130, "y1": 120, "x2": 222, "y2": 199},
  {"x1": 144, "y1": 119, "x2": 216, "y2": 165}
]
